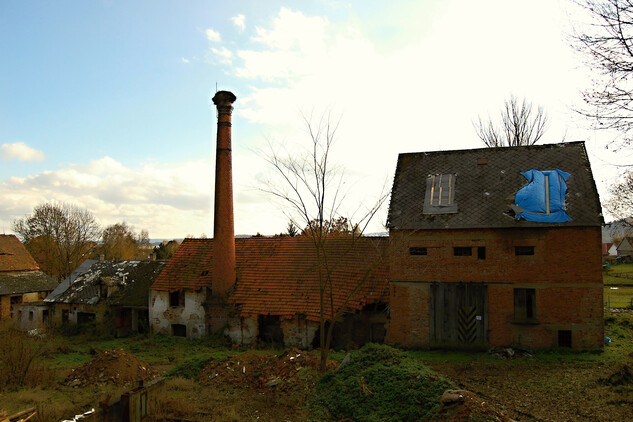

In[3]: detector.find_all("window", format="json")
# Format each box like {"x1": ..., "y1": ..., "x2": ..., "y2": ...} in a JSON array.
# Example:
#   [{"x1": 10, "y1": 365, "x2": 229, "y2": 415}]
[
  {"x1": 29, "y1": 311, "x2": 34, "y2": 321},
  {"x1": 477, "y1": 247, "x2": 486, "y2": 260},
  {"x1": 423, "y1": 173, "x2": 458, "y2": 214},
  {"x1": 42, "y1": 310, "x2": 49, "y2": 324},
  {"x1": 172, "y1": 324, "x2": 187, "y2": 337},
  {"x1": 558, "y1": 330, "x2": 572, "y2": 348},
  {"x1": 453, "y1": 247, "x2": 472, "y2": 257},
  {"x1": 409, "y1": 247, "x2": 427, "y2": 256},
  {"x1": 514, "y1": 288, "x2": 536, "y2": 321},
  {"x1": 515, "y1": 246, "x2": 535, "y2": 256},
  {"x1": 169, "y1": 291, "x2": 185, "y2": 307}
]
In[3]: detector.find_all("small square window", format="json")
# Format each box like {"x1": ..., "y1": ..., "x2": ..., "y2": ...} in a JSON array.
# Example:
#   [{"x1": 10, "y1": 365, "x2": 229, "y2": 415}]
[
  {"x1": 409, "y1": 247, "x2": 427, "y2": 256},
  {"x1": 514, "y1": 288, "x2": 536, "y2": 321},
  {"x1": 453, "y1": 247, "x2": 472, "y2": 257},
  {"x1": 558, "y1": 330, "x2": 572, "y2": 348},
  {"x1": 515, "y1": 246, "x2": 535, "y2": 256},
  {"x1": 169, "y1": 291, "x2": 185, "y2": 307},
  {"x1": 477, "y1": 247, "x2": 486, "y2": 260}
]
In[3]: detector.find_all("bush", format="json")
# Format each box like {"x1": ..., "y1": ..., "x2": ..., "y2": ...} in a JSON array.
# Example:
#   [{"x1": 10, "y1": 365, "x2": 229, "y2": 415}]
[
  {"x1": 0, "y1": 326, "x2": 46, "y2": 390},
  {"x1": 166, "y1": 355, "x2": 216, "y2": 379},
  {"x1": 310, "y1": 344, "x2": 453, "y2": 422}
]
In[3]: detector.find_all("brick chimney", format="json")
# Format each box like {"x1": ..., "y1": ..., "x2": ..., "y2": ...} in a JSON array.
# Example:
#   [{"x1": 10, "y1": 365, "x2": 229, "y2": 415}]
[{"x1": 211, "y1": 91, "x2": 237, "y2": 297}]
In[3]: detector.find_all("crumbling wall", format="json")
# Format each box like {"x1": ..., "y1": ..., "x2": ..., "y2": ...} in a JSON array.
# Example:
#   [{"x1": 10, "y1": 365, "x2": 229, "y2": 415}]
[
  {"x1": 149, "y1": 289, "x2": 206, "y2": 339},
  {"x1": 280, "y1": 316, "x2": 318, "y2": 348},
  {"x1": 226, "y1": 317, "x2": 257, "y2": 345}
]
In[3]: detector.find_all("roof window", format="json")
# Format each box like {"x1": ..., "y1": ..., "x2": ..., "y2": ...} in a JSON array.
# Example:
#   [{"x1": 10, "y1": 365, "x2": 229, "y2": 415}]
[{"x1": 423, "y1": 173, "x2": 458, "y2": 214}]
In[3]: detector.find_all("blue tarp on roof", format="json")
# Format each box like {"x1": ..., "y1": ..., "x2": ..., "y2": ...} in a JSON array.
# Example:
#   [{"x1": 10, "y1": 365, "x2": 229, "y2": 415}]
[{"x1": 515, "y1": 169, "x2": 572, "y2": 223}]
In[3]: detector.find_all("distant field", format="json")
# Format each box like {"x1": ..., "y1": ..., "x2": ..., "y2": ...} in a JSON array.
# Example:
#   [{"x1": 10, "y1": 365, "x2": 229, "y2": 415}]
[{"x1": 604, "y1": 263, "x2": 633, "y2": 307}]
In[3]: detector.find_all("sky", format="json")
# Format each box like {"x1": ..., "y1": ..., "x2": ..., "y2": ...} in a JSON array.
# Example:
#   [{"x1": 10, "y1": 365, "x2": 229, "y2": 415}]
[{"x1": 1, "y1": 0, "x2": 631, "y2": 239}]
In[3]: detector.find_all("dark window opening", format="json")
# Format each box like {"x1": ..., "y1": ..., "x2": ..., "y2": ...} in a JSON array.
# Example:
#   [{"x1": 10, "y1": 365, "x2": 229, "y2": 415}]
[
  {"x1": 42, "y1": 310, "x2": 49, "y2": 324},
  {"x1": 77, "y1": 312, "x2": 96, "y2": 325},
  {"x1": 454, "y1": 247, "x2": 472, "y2": 257},
  {"x1": 62, "y1": 309, "x2": 69, "y2": 323},
  {"x1": 514, "y1": 288, "x2": 537, "y2": 321},
  {"x1": 477, "y1": 247, "x2": 486, "y2": 260},
  {"x1": 409, "y1": 247, "x2": 427, "y2": 256},
  {"x1": 169, "y1": 291, "x2": 185, "y2": 307},
  {"x1": 257, "y1": 315, "x2": 284, "y2": 344},
  {"x1": 29, "y1": 311, "x2": 34, "y2": 321},
  {"x1": 558, "y1": 330, "x2": 572, "y2": 348},
  {"x1": 172, "y1": 324, "x2": 187, "y2": 337},
  {"x1": 10, "y1": 295, "x2": 22, "y2": 312},
  {"x1": 515, "y1": 246, "x2": 535, "y2": 256},
  {"x1": 200, "y1": 270, "x2": 209, "y2": 276}
]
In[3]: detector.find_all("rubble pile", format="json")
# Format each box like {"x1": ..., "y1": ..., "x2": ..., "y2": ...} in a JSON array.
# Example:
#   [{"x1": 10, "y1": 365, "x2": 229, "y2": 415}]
[
  {"x1": 198, "y1": 348, "x2": 337, "y2": 391},
  {"x1": 63, "y1": 348, "x2": 158, "y2": 388}
]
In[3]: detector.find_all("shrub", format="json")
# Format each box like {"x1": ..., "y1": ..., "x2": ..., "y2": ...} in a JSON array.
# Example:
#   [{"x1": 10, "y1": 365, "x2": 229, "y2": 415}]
[
  {"x1": 166, "y1": 355, "x2": 215, "y2": 379},
  {"x1": 310, "y1": 344, "x2": 453, "y2": 422},
  {"x1": 0, "y1": 326, "x2": 46, "y2": 390}
]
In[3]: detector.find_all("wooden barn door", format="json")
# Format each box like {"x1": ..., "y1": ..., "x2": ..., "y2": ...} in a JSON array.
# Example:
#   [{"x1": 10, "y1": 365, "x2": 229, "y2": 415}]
[{"x1": 430, "y1": 282, "x2": 488, "y2": 350}]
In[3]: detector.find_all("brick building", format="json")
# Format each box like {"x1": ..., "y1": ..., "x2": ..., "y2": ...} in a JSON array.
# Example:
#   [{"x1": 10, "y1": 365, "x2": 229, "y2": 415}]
[
  {"x1": 0, "y1": 234, "x2": 57, "y2": 322},
  {"x1": 386, "y1": 142, "x2": 604, "y2": 350},
  {"x1": 149, "y1": 236, "x2": 389, "y2": 347}
]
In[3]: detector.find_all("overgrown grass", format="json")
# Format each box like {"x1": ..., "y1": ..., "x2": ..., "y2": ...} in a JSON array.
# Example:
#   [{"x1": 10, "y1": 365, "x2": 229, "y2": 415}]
[{"x1": 310, "y1": 344, "x2": 453, "y2": 422}]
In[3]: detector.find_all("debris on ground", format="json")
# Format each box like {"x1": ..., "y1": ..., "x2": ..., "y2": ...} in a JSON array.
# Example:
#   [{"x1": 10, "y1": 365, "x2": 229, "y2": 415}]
[
  {"x1": 601, "y1": 364, "x2": 633, "y2": 386},
  {"x1": 437, "y1": 389, "x2": 515, "y2": 421},
  {"x1": 63, "y1": 348, "x2": 158, "y2": 388},
  {"x1": 487, "y1": 346, "x2": 533, "y2": 359},
  {"x1": 198, "y1": 348, "x2": 336, "y2": 391}
]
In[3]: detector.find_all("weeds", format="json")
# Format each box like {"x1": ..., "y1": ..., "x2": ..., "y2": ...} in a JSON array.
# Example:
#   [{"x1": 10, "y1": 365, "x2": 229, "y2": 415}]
[{"x1": 0, "y1": 325, "x2": 47, "y2": 390}]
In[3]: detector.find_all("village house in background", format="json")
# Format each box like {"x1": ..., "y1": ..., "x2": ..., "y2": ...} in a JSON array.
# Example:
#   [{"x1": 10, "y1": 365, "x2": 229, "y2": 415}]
[
  {"x1": 0, "y1": 234, "x2": 57, "y2": 323},
  {"x1": 386, "y1": 142, "x2": 604, "y2": 350}
]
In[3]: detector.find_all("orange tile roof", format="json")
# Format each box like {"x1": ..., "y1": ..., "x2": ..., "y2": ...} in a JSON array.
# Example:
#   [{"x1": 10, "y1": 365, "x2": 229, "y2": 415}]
[
  {"x1": 0, "y1": 235, "x2": 40, "y2": 272},
  {"x1": 152, "y1": 236, "x2": 389, "y2": 322}
]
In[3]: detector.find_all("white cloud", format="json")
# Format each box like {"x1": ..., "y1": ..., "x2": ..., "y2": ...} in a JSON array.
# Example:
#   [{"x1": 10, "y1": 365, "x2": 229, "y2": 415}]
[
  {"x1": 1, "y1": 142, "x2": 45, "y2": 162},
  {"x1": 181, "y1": 57, "x2": 190, "y2": 64},
  {"x1": 0, "y1": 157, "x2": 217, "y2": 239},
  {"x1": 211, "y1": 46, "x2": 233, "y2": 65},
  {"x1": 231, "y1": 14, "x2": 246, "y2": 31},
  {"x1": 205, "y1": 28, "x2": 221, "y2": 42}
]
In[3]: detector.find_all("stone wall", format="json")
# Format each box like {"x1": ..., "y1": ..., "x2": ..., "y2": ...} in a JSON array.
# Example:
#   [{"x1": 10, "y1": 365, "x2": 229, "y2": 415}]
[{"x1": 149, "y1": 288, "x2": 207, "y2": 339}]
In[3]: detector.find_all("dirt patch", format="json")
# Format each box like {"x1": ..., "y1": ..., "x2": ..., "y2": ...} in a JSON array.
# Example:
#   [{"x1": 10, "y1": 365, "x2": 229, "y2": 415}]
[
  {"x1": 199, "y1": 348, "x2": 336, "y2": 391},
  {"x1": 63, "y1": 348, "x2": 158, "y2": 388},
  {"x1": 437, "y1": 389, "x2": 514, "y2": 421},
  {"x1": 601, "y1": 364, "x2": 633, "y2": 386}
]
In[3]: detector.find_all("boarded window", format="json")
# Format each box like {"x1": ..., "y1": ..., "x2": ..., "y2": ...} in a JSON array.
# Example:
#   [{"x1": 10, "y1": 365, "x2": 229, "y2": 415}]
[
  {"x1": 409, "y1": 247, "x2": 427, "y2": 256},
  {"x1": 515, "y1": 246, "x2": 535, "y2": 256},
  {"x1": 514, "y1": 288, "x2": 536, "y2": 321},
  {"x1": 169, "y1": 291, "x2": 185, "y2": 307},
  {"x1": 423, "y1": 173, "x2": 458, "y2": 214},
  {"x1": 454, "y1": 247, "x2": 472, "y2": 257},
  {"x1": 558, "y1": 330, "x2": 572, "y2": 348}
]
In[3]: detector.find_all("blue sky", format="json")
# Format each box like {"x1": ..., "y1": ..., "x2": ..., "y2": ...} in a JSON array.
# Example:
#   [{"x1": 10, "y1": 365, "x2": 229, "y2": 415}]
[{"x1": 0, "y1": 0, "x2": 628, "y2": 238}]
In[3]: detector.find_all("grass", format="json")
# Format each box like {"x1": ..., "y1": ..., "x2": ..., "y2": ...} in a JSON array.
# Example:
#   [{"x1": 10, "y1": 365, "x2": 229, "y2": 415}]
[{"x1": 604, "y1": 263, "x2": 633, "y2": 307}]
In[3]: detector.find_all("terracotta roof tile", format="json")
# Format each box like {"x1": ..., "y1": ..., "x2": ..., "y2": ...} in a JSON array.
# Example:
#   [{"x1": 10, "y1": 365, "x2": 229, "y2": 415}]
[
  {"x1": 152, "y1": 236, "x2": 389, "y2": 322},
  {"x1": 0, "y1": 235, "x2": 39, "y2": 272}
]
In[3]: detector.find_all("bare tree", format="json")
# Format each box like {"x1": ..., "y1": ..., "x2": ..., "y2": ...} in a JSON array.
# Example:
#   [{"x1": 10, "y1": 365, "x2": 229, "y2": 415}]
[
  {"x1": 98, "y1": 222, "x2": 150, "y2": 260},
  {"x1": 572, "y1": 0, "x2": 633, "y2": 149},
  {"x1": 474, "y1": 95, "x2": 549, "y2": 147},
  {"x1": 262, "y1": 112, "x2": 388, "y2": 371},
  {"x1": 12, "y1": 202, "x2": 101, "y2": 281},
  {"x1": 606, "y1": 169, "x2": 633, "y2": 219}
]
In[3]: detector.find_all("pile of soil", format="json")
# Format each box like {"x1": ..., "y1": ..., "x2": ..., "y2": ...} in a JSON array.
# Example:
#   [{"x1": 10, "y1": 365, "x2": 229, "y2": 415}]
[
  {"x1": 63, "y1": 348, "x2": 158, "y2": 388},
  {"x1": 198, "y1": 348, "x2": 336, "y2": 391}
]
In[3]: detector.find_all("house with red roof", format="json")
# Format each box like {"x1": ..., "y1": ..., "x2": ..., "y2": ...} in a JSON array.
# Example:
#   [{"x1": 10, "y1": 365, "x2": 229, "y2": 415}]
[
  {"x1": 0, "y1": 234, "x2": 57, "y2": 323},
  {"x1": 149, "y1": 236, "x2": 389, "y2": 347}
]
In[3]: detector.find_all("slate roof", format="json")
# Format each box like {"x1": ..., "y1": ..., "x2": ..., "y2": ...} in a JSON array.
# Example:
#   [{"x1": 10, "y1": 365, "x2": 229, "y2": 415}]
[
  {"x1": 387, "y1": 142, "x2": 603, "y2": 230},
  {"x1": 151, "y1": 236, "x2": 390, "y2": 322},
  {"x1": 0, "y1": 235, "x2": 39, "y2": 272},
  {"x1": 47, "y1": 260, "x2": 167, "y2": 307},
  {"x1": 0, "y1": 270, "x2": 58, "y2": 296}
]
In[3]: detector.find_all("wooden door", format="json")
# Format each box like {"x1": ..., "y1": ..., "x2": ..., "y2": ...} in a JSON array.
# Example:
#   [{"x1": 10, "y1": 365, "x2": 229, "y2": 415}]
[{"x1": 430, "y1": 282, "x2": 488, "y2": 350}]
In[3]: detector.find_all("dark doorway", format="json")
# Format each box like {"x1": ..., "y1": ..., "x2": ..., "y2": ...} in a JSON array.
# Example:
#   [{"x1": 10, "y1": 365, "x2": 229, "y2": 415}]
[
  {"x1": 257, "y1": 315, "x2": 284, "y2": 344},
  {"x1": 430, "y1": 282, "x2": 488, "y2": 350},
  {"x1": 77, "y1": 312, "x2": 96, "y2": 325}
]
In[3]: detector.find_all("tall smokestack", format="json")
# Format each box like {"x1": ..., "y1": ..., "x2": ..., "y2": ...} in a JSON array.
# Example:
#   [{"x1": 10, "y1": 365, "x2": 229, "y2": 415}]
[{"x1": 212, "y1": 91, "x2": 236, "y2": 297}]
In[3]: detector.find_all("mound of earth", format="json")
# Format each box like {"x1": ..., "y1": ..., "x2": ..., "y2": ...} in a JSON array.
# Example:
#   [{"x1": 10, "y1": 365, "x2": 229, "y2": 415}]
[
  {"x1": 198, "y1": 348, "x2": 336, "y2": 391},
  {"x1": 63, "y1": 348, "x2": 158, "y2": 388}
]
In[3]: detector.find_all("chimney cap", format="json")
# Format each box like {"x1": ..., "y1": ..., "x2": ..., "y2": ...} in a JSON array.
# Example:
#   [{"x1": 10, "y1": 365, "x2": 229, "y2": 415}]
[{"x1": 212, "y1": 90, "x2": 237, "y2": 105}]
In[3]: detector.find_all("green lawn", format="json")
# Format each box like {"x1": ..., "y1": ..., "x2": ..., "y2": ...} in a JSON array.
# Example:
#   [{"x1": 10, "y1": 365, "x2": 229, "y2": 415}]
[{"x1": 603, "y1": 263, "x2": 633, "y2": 307}]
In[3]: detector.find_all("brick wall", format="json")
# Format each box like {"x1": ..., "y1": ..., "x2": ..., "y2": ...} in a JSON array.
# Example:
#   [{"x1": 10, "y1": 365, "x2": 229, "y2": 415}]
[{"x1": 387, "y1": 226, "x2": 604, "y2": 350}]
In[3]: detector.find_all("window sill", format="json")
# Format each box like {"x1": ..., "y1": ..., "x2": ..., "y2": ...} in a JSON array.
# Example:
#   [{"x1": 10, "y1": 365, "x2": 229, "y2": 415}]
[{"x1": 510, "y1": 319, "x2": 539, "y2": 326}]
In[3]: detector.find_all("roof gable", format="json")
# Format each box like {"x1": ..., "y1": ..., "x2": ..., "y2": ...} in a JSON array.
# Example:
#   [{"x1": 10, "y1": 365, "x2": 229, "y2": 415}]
[
  {"x1": 387, "y1": 142, "x2": 603, "y2": 230},
  {"x1": 0, "y1": 235, "x2": 39, "y2": 272}
]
